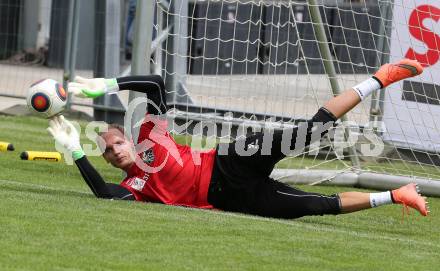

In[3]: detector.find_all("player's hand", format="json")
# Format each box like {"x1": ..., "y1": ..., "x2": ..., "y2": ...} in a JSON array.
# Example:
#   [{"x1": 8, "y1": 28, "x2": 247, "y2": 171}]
[
  {"x1": 68, "y1": 76, "x2": 119, "y2": 99},
  {"x1": 47, "y1": 115, "x2": 84, "y2": 160}
]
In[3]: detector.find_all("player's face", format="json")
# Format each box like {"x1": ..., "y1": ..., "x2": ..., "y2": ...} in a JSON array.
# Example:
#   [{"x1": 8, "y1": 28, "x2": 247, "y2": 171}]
[{"x1": 101, "y1": 129, "x2": 135, "y2": 172}]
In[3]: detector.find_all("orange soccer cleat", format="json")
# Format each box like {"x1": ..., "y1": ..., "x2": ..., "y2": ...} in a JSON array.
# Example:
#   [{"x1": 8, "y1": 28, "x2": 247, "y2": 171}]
[
  {"x1": 392, "y1": 183, "x2": 429, "y2": 216},
  {"x1": 373, "y1": 59, "x2": 424, "y2": 88}
]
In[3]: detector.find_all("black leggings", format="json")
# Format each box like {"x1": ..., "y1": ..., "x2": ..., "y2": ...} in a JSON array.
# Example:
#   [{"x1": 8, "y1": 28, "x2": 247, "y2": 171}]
[{"x1": 207, "y1": 107, "x2": 341, "y2": 219}]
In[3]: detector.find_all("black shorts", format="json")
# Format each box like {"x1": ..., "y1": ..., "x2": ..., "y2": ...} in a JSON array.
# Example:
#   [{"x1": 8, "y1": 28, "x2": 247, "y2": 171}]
[{"x1": 207, "y1": 108, "x2": 341, "y2": 219}]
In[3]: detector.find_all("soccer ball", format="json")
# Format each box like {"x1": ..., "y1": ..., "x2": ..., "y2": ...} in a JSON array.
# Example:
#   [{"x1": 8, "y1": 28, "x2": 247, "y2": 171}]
[{"x1": 27, "y1": 79, "x2": 67, "y2": 118}]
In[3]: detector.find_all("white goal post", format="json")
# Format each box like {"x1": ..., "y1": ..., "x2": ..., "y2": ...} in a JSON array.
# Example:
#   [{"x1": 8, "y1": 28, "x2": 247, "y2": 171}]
[{"x1": 129, "y1": 0, "x2": 440, "y2": 195}]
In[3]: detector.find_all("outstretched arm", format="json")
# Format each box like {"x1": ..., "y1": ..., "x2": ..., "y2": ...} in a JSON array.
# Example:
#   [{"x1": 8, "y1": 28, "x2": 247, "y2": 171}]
[
  {"x1": 68, "y1": 74, "x2": 167, "y2": 115},
  {"x1": 48, "y1": 116, "x2": 134, "y2": 200},
  {"x1": 75, "y1": 156, "x2": 134, "y2": 200},
  {"x1": 116, "y1": 75, "x2": 167, "y2": 115}
]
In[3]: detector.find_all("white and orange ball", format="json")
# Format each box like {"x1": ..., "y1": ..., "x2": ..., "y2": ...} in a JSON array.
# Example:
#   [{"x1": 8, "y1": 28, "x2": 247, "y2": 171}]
[{"x1": 26, "y1": 79, "x2": 67, "y2": 118}]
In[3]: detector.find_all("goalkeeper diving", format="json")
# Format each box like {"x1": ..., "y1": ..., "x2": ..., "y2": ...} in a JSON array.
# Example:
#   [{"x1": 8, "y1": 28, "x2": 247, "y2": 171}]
[{"x1": 48, "y1": 59, "x2": 429, "y2": 219}]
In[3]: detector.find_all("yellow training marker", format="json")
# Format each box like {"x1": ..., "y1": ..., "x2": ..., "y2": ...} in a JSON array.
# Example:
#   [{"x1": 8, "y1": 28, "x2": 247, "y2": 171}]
[
  {"x1": 20, "y1": 151, "x2": 62, "y2": 162},
  {"x1": 0, "y1": 142, "x2": 14, "y2": 152}
]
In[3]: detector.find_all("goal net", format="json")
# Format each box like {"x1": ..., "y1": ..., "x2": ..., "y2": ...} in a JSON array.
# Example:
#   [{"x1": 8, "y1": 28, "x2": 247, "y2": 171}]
[{"x1": 153, "y1": 0, "x2": 440, "y2": 187}]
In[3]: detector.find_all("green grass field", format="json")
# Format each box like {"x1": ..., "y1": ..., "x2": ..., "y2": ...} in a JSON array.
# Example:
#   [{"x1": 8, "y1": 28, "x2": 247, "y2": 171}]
[{"x1": 0, "y1": 115, "x2": 439, "y2": 270}]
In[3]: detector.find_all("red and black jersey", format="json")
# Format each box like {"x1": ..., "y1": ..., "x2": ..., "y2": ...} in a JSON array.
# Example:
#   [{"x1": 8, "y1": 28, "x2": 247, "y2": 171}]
[
  {"x1": 74, "y1": 75, "x2": 216, "y2": 207},
  {"x1": 119, "y1": 114, "x2": 216, "y2": 208}
]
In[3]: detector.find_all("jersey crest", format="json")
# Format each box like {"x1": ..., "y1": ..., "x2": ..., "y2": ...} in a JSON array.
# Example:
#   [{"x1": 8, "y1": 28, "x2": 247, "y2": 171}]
[{"x1": 142, "y1": 149, "x2": 155, "y2": 164}]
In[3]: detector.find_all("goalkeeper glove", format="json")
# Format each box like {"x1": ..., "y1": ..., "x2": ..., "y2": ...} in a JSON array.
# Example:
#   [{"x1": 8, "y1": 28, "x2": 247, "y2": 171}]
[
  {"x1": 47, "y1": 115, "x2": 84, "y2": 161},
  {"x1": 68, "y1": 76, "x2": 119, "y2": 98}
]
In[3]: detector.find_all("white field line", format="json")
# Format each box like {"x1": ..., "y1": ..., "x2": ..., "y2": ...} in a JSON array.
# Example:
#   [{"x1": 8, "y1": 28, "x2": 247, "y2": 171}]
[{"x1": 1, "y1": 179, "x2": 438, "y2": 249}]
